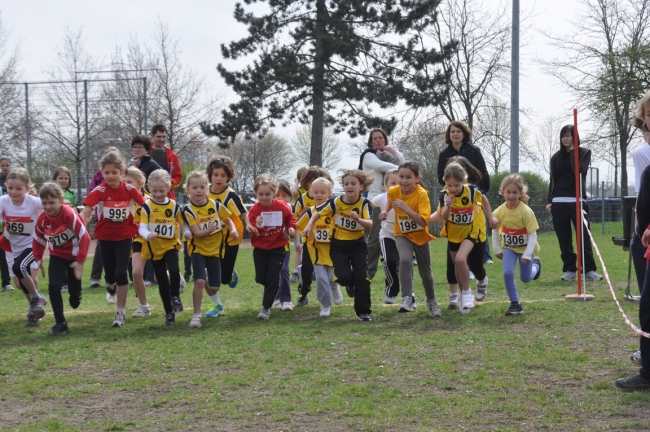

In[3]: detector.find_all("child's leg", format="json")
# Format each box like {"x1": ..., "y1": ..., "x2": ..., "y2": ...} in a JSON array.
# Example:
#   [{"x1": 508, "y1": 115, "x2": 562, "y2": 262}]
[
  {"x1": 299, "y1": 247, "x2": 314, "y2": 296},
  {"x1": 48, "y1": 256, "x2": 68, "y2": 324},
  {"x1": 220, "y1": 244, "x2": 239, "y2": 285},
  {"x1": 519, "y1": 255, "x2": 539, "y2": 284},
  {"x1": 329, "y1": 239, "x2": 354, "y2": 288},
  {"x1": 502, "y1": 249, "x2": 520, "y2": 303},
  {"x1": 164, "y1": 249, "x2": 181, "y2": 297},
  {"x1": 0, "y1": 248, "x2": 11, "y2": 287},
  {"x1": 152, "y1": 258, "x2": 173, "y2": 314},
  {"x1": 413, "y1": 242, "x2": 436, "y2": 300},
  {"x1": 65, "y1": 261, "x2": 82, "y2": 310},
  {"x1": 131, "y1": 251, "x2": 148, "y2": 306},
  {"x1": 452, "y1": 240, "x2": 475, "y2": 291},
  {"x1": 191, "y1": 253, "x2": 208, "y2": 314},
  {"x1": 314, "y1": 264, "x2": 333, "y2": 308},
  {"x1": 446, "y1": 245, "x2": 459, "y2": 295},
  {"x1": 468, "y1": 240, "x2": 487, "y2": 283},
  {"x1": 112, "y1": 239, "x2": 133, "y2": 310},
  {"x1": 13, "y1": 249, "x2": 38, "y2": 295},
  {"x1": 183, "y1": 243, "x2": 192, "y2": 279},
  {"x1": 350, "y1": 239, "x2": 372, "y2": 316},
  {"x1": 293, "y1": 236, "x2": 302, "y2": 273},
  {"x1": 395, "y1": 236, "x2": 416, "y2": 299},
  {"x1": 380, "y1": 237, "x2": 400, "y2": 298},
  {"x1": 254, "y1": 247, "x2": 285, "y2": 310},
  {"x1": 278, "y1": 250, "x2": 292, "y2": 303}
]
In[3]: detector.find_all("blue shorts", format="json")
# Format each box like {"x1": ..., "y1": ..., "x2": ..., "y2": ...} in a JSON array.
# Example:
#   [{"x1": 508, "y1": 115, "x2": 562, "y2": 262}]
[{"x1": 191, "y1": 253, "x2": 221, "y2": 286}]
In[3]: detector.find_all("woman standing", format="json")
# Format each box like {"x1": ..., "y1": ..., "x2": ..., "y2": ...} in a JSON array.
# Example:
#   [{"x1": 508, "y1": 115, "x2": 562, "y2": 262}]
[
  {"x1": 545, "y1": 125, "x2": 601, "y2": 281},
  {"x1": 360, "y1": 128, "x2": 405, "y2": 280}
]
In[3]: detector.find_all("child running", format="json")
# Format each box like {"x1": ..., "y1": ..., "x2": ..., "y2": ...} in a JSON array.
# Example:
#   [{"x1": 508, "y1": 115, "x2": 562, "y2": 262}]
[
  {"x1": 304, "y1": 169, "x2": 374, "y2": 321},
  {"x1": 247, "y1": 174, "x2": 296, "y2": 320},
  {"x1": 290, "y1": 167, "x2": 309, "y2": 282},
  {"x1": 123, "y1": 167, "x2": 152, "y2": 318},
  {"x1": 0, "y1": 168, "x2": 45, "y2": 326},
  {"x1": 81, "y1": 148, "x2": 145, "y2": 327},
  {"x1": 53, "y1": 167, "x2": 77, "y2": 208},
  {"x1": 33, "y1": 183, "x2": 90, "y2": 335},
  {"x1": 296, "y1": 177, "x2": 344, "y2": 317},
  {"x1": 206, "y1": 156, "x2": 248, "y2": 311},
  {"x1": 138, "y1": 169, "x2": 184, "y2": 325},
  {"x1": 273, "y1": 179, "x2": 300, "y2": 311},
  {"x1": 379, "y1": 162, "x2": 441, "y2": 317},
  {"x1": 491, "y1": 174, "x2": 541, "y2": 315},
  {"x1": 182, "y1": 171, "x2": 237, "y2": 328}
]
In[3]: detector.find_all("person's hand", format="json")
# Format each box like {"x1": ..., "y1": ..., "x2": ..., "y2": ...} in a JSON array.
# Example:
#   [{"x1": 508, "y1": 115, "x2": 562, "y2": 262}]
[
  {"x1": 350, "y1": 211, "x2": 359, "y2": 221},
  {"x1": 383, "y1": 145, "x2": 396, "y2": 154},
  {"x1": 495, "y1": 253, "x2": 503, "y2": 260},
  {"x1": 489, "y1": 218, "x2": 500, "y2": 229},
  {"x1": 184, "y1": 231, "x2": 193, "y2": 240},
  {"x1": 70, "y1": 262, "x2": 83, "y2": 280},
  {"x1": 393, "y1": 200, "x2": 408, "y2": 211},
  {"x1": 303, "y1": 224, "x2": 312, "y2": 237},
  {"x1": 545, "y1": 204, "x2": 552, "y2": 213},
  {"x1": 246, "y1": 224, "x2": 259, "y2": 236},
  {"x1": 288, "y1": 228, "x2": 295, "y2": 236},
  {"x1": 230, "y1": 230, "x2": 239, "y2": 241},
  {"x1": 444, "y1": 195, "x2": 453, "y2": 207},
  {"x1": 147, "y1": 233, "x2": 157, "y2": 241},
  {"x1": 35, "y1": 261, "x2": 45, "y2": 278},
  {"x1": 296, "y1": 242, "x2": 303, "y2": 253},
  {"x1": 378, "y1": 211, "x2": 387, "y2": 221}
]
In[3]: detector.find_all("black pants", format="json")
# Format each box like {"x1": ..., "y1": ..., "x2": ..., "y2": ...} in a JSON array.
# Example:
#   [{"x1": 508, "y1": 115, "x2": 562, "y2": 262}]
[
  {"x1": 446, "y1": 240, "x2": 486, "y2": 284},
  {"x1": 632, "y1": 232, "x2": 647, "y2": 295},
  {"x1": 183, "y1": 244, "x2": 192, "y2": 278},
  {"x1": 551, "y1": 202, "x2": 597, "y2": 273},
  {"x1": 13, "y1": 248, "x2": 34, "y2": 294},
  {"x1": 638, "y1": 261, "x2": 650, "y2": 379},
  {"x1": 299, "y1": 245, "x2": 314, "y2": 296},
  {"x1": 253, "y1": 247, "x2": 285, "y2": 309},
  {"x1": 0, "y1": 248, "x2": 10, "y2": 286},
  {"x1": 48, "y1": 256, "x2": 82, "y2": 323},
  {"x1": 152, "y1": 249, "x2": 180, "y2": 314},
  {"x1": 99, "y1": 239, "x2": 132, "y2": 287},
  {"x1": 366, "y1": 206, "x2": 382, "y2": 279},
  {"x1": 330, "y1": 237, "x2": 371, "y2": 316},
  {"x1": 90, "y1": 243, "x2": 103, "y2": 281},
  {"x1": 221, "y1": 243, "x2": 239, "y2": 285},
  {"x1": 379, "y1": 237, "x2": 400, "y2": 297}
]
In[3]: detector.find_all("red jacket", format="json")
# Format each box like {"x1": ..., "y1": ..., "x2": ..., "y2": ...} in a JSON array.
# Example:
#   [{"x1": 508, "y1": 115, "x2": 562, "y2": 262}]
[
  {"x1": 33, "y1": 205, "x2": 91, "y2": 263},
  {"x1": 149, "y1": 145, "x2": 182, "y2": 199}
]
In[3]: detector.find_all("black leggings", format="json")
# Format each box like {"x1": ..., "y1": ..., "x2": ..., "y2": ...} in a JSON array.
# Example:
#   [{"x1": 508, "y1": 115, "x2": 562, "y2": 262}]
[
  {"x1": 48, "y1": 256, "x2": 82, "y2": 323},
  {"x1": 446, "y1": 240, "x2": 486, "y2": 284},
  {"x1": 330, "y1": 237, "x2": 371, "y2": 316},
  {"x1": 253, "y1": 247, "x2": 285, "y2": 309},
  {"x1": 299, "y1": 245, "x2": 314, "y2": 296},
  {"x1": 152, "y1": 249, "x2": 180, "y2": 314},
  {"x1": 220, "y1": 243, "x2": 239, "y2": 285},
  {"x1": 13, "y1": 248, "x2": 34, "y2": 294},
  {"x1": 99, "y1": 239, "x2": 132, "y2": 287},
  {"x1": 0, "y1": 248, "x2": 11, "y2": 286},
  {"x1": 379, "y1": 237, "x2": 400, "y2": 297}
]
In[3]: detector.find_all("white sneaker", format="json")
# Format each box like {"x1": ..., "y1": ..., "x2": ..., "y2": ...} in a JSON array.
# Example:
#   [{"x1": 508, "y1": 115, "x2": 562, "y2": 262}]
[
  {"x1": 179, "y1": 275, "x2": 186, "y2": 293},
  {"x1": 398, "y1": 296, "x2": 414, "y2": 312},
  {"x1": 585, "y1": 271, "x2": 603, "y2": 281},
  {"x1": 448, "y1": 293, "x2": 459, "y2": 309},
  {"x1": 111, "y1": 312, "x2": 125, "y2": 327},
  {"x1": 384, "y1": 295, "x2": 396, "y2": 304},
  {"x1": 561, "y1": 271, "x2": 577, "y2": 281},
  {"x1": 426, "y1": 298, "x2": 442, "y2": 318},
  {"x1": 257, "y1": 307, "x2": 271, "y2": 320},
  {"x1": 469, "y1": 271, "x2": 475, "y2": 280},
  {"x1": 320, "y1": 306, "x2": 331, "y2": 317},
  {"x1": 332, "y1": 284, "x2": 344, "y2": 305},
  {"x1": 106, "y1": 292, "x2": 116, "y2": 304},
  {"x1": 272, "y1": 299, "x2": 282, "y2": 309},
  {"x1": 2, "y1": 285, "x2": 13, "y2": 291},
  {"x1": 485, "y1": 259, "x2": 493, "y2": 265},
  {"x1": 460, "y1": 290, "x2": 475, "y2": 314},
  {"x1": 281, "y1": 302, "x2": 293, "y2": 311},
  {"x1": 476, "y1": 276, "x2": 488, "y2": 301},
  {"x1": 131, "y1": 304, "x2": 151, "y2": 317},
  {"x1": 189, "y1": 314, "x2": 202, "y2": 328}
]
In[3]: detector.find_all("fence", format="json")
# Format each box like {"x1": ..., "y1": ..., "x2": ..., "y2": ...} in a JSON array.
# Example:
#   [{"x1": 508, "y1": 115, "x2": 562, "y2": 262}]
[{"x1": 0, "y1": 77, "x2": 148, "y2": 199}]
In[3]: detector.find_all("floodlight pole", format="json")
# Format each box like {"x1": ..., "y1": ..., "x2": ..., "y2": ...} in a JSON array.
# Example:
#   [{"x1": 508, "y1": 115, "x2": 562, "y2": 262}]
[{"x1": 510, "y1": 0, "x2": 519, "y2": 174}]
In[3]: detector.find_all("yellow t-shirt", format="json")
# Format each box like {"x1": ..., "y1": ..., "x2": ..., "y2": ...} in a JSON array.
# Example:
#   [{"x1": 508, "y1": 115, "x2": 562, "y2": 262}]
[
  {"x1": 294, "y1": 192, "x2": 316, "y2": 244},
  {"x1": 296, "y1": 206, "x2": 334, "y2": 266},
  {"x1": 492, "y1": 201, "x2": 540, "y2": 254},
  {"x1": 140, "y1": 198, "x2": 183, "y2": 260},
  {"x1": 292, "y1": 186, "x2": 307, "y2": 204},
  {"x1": 387, "y1": 184, "x2": 435, "y2": 246},
  {"x1": 438, "y1": 184, "x2": 482, "y2": 244},
  {"x1": 182, "y1": 199, "x2": 232, "y2": 257},
  {"x1": 317, "y1": 196, "x2": 371, "y2": 241},
  {"x1": 208, "y1": 185, "x2": 247, "y2": 247}
]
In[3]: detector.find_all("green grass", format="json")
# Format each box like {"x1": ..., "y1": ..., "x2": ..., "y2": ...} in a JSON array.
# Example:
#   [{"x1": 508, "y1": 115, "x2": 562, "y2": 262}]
[{"x1": 1, "y1": 221, "x2": 650, "y2": 430}]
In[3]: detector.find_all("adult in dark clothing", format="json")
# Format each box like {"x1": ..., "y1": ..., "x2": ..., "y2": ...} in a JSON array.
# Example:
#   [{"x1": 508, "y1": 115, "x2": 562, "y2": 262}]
[
  {"x1": 545, "y1": 125, "x2": 601, "y2": 281},
  {"x1": 130, "y1": 134, "x2": 162, "y2": 187},
  {"x1": 0, "y1": 157, "x2": 11, "y2": 289},
  {"x1": 437, "y1": 121, "x2": 493, "y2": 264}
]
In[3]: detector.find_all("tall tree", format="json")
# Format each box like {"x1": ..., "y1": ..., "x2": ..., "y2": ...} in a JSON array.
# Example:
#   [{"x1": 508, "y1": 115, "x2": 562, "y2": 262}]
[
  {"x1": 290, "y1": 122, "x2": 341, "y2": 171},
  {"x1": 543, "y1": 0, "x2": 650, "y2": 196},
  {"x1": 0, "y1": 13, "x2": 23, "y2": 162},
  {"x1": 203, "y1": 0, "x2": 455, "y2": 167}
]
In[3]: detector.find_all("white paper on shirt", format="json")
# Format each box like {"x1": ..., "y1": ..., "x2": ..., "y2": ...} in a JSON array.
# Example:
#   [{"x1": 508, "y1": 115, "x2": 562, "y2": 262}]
[{"x1": 262, "y1": 211, "x2": 282, "y2": 227}]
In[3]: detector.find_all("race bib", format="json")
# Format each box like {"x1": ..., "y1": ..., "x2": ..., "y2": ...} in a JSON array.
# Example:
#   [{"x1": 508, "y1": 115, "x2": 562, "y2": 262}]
[
  {"x1": 397, "y1": 214, "x2": 423, "y2": 234},
  {"x1": 45, "y1": 226, "x2": 75, "y2": 247},
  {"x1": 5, "y1": 216, "x2": 32, "y2": 236},
  {"x1": 103, "y1": 201, "x2": 129, "y2": 222},
  {"x1": 313, "y1": 228, "x2": 330, "y2": 243},
  {"x1": 335, "y1": 215, "x2": 362, "y2": 231},
  {"x1": 262, "y1": 211, "x2": 283, "y2": 227},
  {"x1": 502, "y1": 227, "x2": 528, "y2": 247},
  {"x1": 148, "y1": 221, "x2": 176, "y2": 239},
  {"x1": 449, "y1": 207, "x2": 474, "y2": 225},
  {"x1": 198, "y1": 217, "x2": 221, "y2": 235}
]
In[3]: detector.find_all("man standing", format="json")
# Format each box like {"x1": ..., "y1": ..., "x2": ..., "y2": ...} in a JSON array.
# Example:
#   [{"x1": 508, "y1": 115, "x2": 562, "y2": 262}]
[{"x1": 149, "y1": 124, "x2": 182, "y2": 199}]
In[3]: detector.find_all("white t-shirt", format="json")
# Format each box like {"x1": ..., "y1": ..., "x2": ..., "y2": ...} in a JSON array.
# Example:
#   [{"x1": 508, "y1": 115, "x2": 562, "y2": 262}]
[
  {"x1": 0, "y1": 195, "x2": 43, "y2": 257},
  {"x1": 371, "y1": 192, "x2": 395, "y2": 240},
  {"x1": 634, "y1": 142, "x2": 650, "y2": 193}
]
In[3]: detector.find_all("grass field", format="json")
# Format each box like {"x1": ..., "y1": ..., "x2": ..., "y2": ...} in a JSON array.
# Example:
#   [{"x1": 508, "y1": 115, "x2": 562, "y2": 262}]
[{"x1": 1, "y1": 221, "x2": 650, "y2": 431}]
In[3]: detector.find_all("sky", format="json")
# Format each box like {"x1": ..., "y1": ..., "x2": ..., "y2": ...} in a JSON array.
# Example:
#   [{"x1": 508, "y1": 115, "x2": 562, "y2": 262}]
[{"x1": 1, "y1": 0, "x2": 636, "y2": 188}]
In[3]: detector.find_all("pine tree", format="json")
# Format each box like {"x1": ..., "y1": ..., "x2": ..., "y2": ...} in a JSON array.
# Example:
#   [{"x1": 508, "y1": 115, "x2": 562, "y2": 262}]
[{"x1": 202, "y1": 0, "x2": 455, "y2": 166}]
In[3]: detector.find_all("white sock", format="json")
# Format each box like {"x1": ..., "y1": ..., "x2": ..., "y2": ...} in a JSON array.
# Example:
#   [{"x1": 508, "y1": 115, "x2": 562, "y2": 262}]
[{"x1": 209, "y1": 293, "x2": 221, "y2": 304}]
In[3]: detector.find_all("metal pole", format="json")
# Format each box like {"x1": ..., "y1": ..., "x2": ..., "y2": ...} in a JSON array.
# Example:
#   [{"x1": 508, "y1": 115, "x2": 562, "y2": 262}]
[
  {"x1": 510, "y1": 0, "x2": 520, "y2": 173},
  {"x1": 84, "y1": 80, "x2": 90, "y2": 190},
  {"x1": 601, "y1": 181, "x2": 605, "y2": 234},
  {"x1": 24, "y1": 83, "x2": 31, "y2": 173},
  {"x1": 143, "y1": 77, "x2": 148, "y2": 134}
]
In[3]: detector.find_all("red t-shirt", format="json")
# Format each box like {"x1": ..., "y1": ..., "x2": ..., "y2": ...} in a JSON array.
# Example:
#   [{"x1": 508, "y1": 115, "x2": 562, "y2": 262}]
[
  {"x1": 83, "y1": 182, "x2": 145, "y2": 241},
  {"x1": 32, "y1": 204, "x2": 91, "y2": 263},
  {"x1": 248, "y1": 199, "x2": 296, "y2": 250}
]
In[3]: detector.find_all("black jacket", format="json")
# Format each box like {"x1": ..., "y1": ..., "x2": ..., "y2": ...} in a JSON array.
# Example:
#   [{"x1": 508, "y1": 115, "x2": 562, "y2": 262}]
[
  {"x1": 437, "y1": 142, "x2": 490, "y2": 193},
  {"x1": 636, "y1": 165, "x2": 650, "y2": 236},
  {"x1": 134, "y1": 154, "x2": 162, "y2": 183},
  {"x1": 546, "y1": 146, "x2": 591, "y2": 204}
]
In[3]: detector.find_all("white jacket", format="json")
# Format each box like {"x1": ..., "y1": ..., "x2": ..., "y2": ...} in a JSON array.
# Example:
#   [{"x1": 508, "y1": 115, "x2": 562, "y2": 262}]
[{"x1": 362, "y1": 150, "x2": 405, "y2": 200}]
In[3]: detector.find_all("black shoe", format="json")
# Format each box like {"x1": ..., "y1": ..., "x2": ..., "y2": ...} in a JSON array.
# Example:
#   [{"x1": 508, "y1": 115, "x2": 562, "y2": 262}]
[
  {"x1": 505, "y1": 302, "x2": 523, "y2": 315},
  {"x1": 25, "y1": 314, "x2": 39, "y2": 327},
  {"x1": 615, "y1": 374, "x2": 650, "y2": 391},
  {"x1": 357, "y1": 313, "x2": 372, "y2": 322},
  {"x1": 69, "y1": 289, "x2": 82, "y2": 309},
  {"x1": 49, "y1": 322, "x2": 69, "y2": 335},
  {"x1": 165, "y1": 312, "x2": 176, "y2": 325},
  {"x1": 533, "y1": 257, "x2": 541, "y2": 280},
  {"x1": 172, "y1": 296, "x2": 183, "y2": 313},
  {"x1": 345, "y1": 285, "x2": 356, "y2": 298},
  {"x1": 295, "y1": 295, "x2": 308, "y2": 307}
]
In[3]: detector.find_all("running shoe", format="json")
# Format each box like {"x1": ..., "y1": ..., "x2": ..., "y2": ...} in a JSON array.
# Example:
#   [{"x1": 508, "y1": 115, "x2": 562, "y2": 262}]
[
  {"x1": 460, "y1": 290, "x2": 475, "y2": 314},
  {"x1": 476, "y1": 276, "x2": 488, "y2": 301},
  {"x1": 132, "y1": 304, "x2": 151, "y2": 317},
  {"x1": 320, "y1": 306, "x2": 331, "y2": 317},
  {"x1": 505, "y1": 302, "x2": 524, "y2": 315},
  {"x1": 189, "y1": 314, "x2": 202, "y2": 328},
  {"x1": 111, "y1": 311, "x2": 125, "y2": 327},
  {"x1": 205, "y1": 302, "x2": 224, "y2": 317},
  {"x1": 172, "y1": 296, "x2": 183, "y2": 313},
  {"x1": 165, "y1": 312, "x2": 176, "y2": 325},
  {"x1": 426, "y1": 298, "x2": 442, "y2": 318},
  {"x1": 331, "y1": 284, "x2": 344, "y2": 305},
  {"x1": 228, "y1": 270, "x2": 239, "y2": 288},
  {"x1": 257, "y1": 307, "x2": 271, "y2": 320},
  {"x1": 398, "y1": 296, "x2": 414, "y2": 313},
  {"x1": 49, "y1": 322, "x2": 69, "y2": 335}
]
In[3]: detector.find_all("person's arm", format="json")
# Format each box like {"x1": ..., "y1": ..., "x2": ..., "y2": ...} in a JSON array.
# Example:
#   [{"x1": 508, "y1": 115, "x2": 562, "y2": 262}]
[
  {"x1": 224, "y1": 218, "x2": 239, "y2": 240},
  {"x1": 521, "y1": 232, "x2": 538, "y2": 263},
  {"x1": 546, "y1": 153, "x2": 556, "y2": 210},
  {"x1": 492, "y1": 228, "x2": 502, "y2": 258},
  {"x1": 138, "y1": 205, "x2": 156, "y2": 240},
  {"x1": 31, "y1": 218, "x2": 46, "y2": 263},
  {"x1": 350, "y1": 212, "x2": 372, "y2": 229},
  {"x1": 392, "y1": 200, "x2": 427, "y2": 227},
  {"x1": 570, "y1": 147, "x2": 592, "y2": 175},
  {"x1": 480, "y1": 194, "x2": 499, "y2": 229},
  {"x1": 636, "y1": 166, "x2": 650, "y2": 236},
  {"x1": 362, "y1": 152, "x2": 400, "y2": 173}
]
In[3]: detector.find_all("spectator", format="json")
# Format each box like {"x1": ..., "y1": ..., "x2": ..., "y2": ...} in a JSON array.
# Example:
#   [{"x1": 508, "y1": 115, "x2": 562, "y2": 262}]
[{"x1": 149, "y1": 124, "x2": 182, "y2": 199}]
